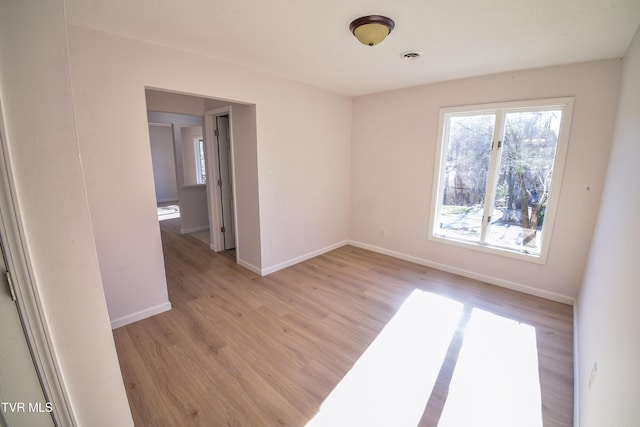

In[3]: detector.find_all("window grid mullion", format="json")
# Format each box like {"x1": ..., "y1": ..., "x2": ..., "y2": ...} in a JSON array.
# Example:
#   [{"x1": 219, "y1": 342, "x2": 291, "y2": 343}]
[{"x1": 479, "y1": 111, "x2": 506, "y2": 243}]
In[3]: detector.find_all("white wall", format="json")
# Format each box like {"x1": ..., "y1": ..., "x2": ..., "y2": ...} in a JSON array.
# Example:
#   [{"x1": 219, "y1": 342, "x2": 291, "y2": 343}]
[
  {"x1": 68, "y1": 32, "x2": 173, "y2": 327},
  {"x1": 149, "y1": 124, "x2": 178, "y2": 202},
  {"x1": 67, "y1": 27, "x2": 351, "y2": 323},
  {"x1": 350, "y1": 60, "x2": 621, "y2": 302},
  {"x1": 231, "y1": 103, "x2": 262, "y2": 268},
  {"x1": 181, "y1": 126, "x2": 203, "y2": 186},
  {"x1": 179, "y1": 125, "x2": 209, "y2": 233},
  {"x1": 146, "y1": 99, "x2": 210, "y2": 236},
  {"x1": 0, "y1": 1, "x2": 132, "y2": 425},
  {"x1": 180, "y1": 186, "x2": 209, "y2": 233},
  {"x1": 576, "y1": 27, "x2": 640, "y2": 426},
  {"x1": 205, "y1": 97, "x2": 240, "y2": 111},
  {"x1": 146, "y1": 89, "x2": 205, "y2": 115}
]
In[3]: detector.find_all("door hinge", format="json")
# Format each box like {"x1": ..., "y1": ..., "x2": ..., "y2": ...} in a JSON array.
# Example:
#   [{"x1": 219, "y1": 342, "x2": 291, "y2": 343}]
[
  {"x1": 214, "y1": 129, "x2": 219, "y2": 137},
  {"x1": 5, "y1": 270, "x2": 16, "y2": 301},
  {"x1": 217, "y1": 179, "x2": 222, "y2": 187},
  {"x1": 492, "y1": 140, "x2": 503, "y2": 150},
  {"x1": 221, "y1": 226, "x2": 225, "y2": 233},
  {"x1": 498, "y1": 140, "x2": 502, "y2": 148},
  {"x1": 486, "y1": 215, "x2": 492, "y2": 224}
]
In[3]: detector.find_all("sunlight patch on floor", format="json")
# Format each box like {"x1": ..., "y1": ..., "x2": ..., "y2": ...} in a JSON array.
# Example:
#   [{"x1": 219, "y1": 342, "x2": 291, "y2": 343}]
[
  {"x1": 438, "y1": 309, "x2": 542, "y2": 427},
  {"x1": 306, "y1": 289, "x2": 463, "y2": 427},
  {"x1": 157, "y1": 204, "x2": 180, "y2": 221}
]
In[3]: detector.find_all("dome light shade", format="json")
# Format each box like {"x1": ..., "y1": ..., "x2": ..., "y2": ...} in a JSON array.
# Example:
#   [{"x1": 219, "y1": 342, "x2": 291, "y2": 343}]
[{"x1": 349, "y1": 15, "x2": 395, "y2": 46}]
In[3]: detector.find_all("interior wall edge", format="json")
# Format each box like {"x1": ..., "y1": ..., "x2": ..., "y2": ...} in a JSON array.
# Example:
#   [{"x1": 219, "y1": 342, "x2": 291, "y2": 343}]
[
  {"x1": 260, "y1": 240, "x2": 350, "y2": 276},
  {"x1": 573, "y1": 301, "x2": 580, "y2": 427},
  {"x1": 237, "y1": 259, "x2": 262, "y2": 276},
  {"x1": 110, "y1": 301, "x2": 172, "y2": 329}
]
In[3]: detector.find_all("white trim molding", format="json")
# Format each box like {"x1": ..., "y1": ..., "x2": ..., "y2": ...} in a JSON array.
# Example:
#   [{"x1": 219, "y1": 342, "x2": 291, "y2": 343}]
[
  {"x1": 429, "y1": 97, "x2": 574, "y2": 264},
  {"x1": 110, "y1": 301, "x2": 172, "y2": 329},
  {"x1": 181, "y1": 225, "x2": 209, "y2": 234},
  {"x1": 260, "y1": 241, "x2": 349, "y2": 276},
  {"x1": 0, "y1": 106, "x2": 77, "y2": 425},
  {"x1": 204, "y1": 106, "x2": 234, "y2": 254},
  {"x1": 348, "y1": 240, "x2": 575, "y2": 305},
  {"x1": 236, "y1": 236, "x2": 574, "y2": 305},
  {"x1": 236, "y1": 259, "x2": 262, "y2": 276}
]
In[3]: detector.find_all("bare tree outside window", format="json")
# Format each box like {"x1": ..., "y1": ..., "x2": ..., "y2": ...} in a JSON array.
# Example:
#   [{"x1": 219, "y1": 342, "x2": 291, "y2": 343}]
[
  {"x1": 431, "y1": 99, "x2": 573, "y2": 260},
  {"x1": 195, "y1": 138, "x2": 206, "y2": 184},
  {"x1": 488, "y1": 111, "x2": 561, "y2": 250}
]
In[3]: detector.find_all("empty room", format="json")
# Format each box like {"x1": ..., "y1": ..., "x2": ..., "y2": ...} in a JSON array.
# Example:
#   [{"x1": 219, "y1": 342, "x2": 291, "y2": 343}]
[{"x1": 0, "y1": 1, "x2": 639, "y2": 426}]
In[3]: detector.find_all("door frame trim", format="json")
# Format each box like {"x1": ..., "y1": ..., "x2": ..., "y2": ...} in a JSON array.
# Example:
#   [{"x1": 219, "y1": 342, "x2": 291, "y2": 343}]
[
  {"x1": 204, "y1": 106, "x2": 238, "y2": 257},
  {"x1": 0, "y1": 101, "x2": 76, "y2": 425}
]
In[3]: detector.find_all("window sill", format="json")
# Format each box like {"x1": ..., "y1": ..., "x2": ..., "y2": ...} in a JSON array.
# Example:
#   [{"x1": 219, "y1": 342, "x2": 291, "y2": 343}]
[{"x1": 428, "y1": 234, "x2": 548, "y2": 265}]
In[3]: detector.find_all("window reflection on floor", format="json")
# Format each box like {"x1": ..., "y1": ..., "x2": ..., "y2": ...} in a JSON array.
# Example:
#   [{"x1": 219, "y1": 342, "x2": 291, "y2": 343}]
[
  {"x1": 438, "y1": 309, "x2": 542, "y2": 427},
  {"x1": 306, "y1": 289, "x2": 462, "y2": 426},
  {"x1": 306, "y1": 289, "x2": 543, "y2": 427},
  {"x1": 157, "y1": 204, "x2": 180, "y2": 221}
]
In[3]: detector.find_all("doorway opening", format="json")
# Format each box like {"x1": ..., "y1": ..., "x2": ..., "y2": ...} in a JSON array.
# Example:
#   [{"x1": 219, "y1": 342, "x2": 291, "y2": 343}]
[
  {"x1": 147, "y1": 114, "x2": 208, "y2": 235},
  {"x1": 205, "y1": 108, "x2": 236, "y2": 258},
  {"x1": 145, "y1": 89, "x2": 258, "y2": 270}
]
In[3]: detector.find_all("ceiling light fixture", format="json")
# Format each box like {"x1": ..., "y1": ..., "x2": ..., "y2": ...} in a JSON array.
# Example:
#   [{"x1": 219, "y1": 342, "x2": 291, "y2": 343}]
[{"x1": 349, "y1": 15, "x2": 395, "y2": 47}]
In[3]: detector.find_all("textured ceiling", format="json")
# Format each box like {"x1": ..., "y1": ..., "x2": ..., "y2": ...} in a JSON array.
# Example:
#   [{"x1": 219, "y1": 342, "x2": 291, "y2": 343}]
[{"x1": 65, "y1": 0, "x2": 640, "y2": 96}]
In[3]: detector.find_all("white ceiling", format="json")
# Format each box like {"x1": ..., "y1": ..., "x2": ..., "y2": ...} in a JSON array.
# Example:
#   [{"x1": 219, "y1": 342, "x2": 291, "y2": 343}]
[{"x1": 65, "y1": 0, "x2": 640, "y2": 96}]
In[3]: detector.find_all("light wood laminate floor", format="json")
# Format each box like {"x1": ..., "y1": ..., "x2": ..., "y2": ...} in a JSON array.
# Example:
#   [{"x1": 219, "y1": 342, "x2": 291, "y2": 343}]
[{"x1": 113, "y1": 218, "x2": 573, "y2": 426}]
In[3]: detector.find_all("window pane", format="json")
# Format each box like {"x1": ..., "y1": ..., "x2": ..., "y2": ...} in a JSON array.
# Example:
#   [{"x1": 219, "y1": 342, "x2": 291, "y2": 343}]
[
  {"x1": 197, "y1": 139, "x2": 206, "y2": 184},
  {"x1": 487, "y1": 110, "x2": 562, "y2": 254},
  {"x1": 435, "y1": 114, "x2": 495, "y2": 242}
]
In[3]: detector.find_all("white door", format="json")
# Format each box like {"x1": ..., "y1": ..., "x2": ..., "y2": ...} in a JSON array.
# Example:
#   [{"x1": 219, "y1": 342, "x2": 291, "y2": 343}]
[
  {"x1": 0, "y1": 234, "x2": 54, "y2": 426},
  {"x1": 216, "y1": 115, "x2": 235, "y2": 250}
]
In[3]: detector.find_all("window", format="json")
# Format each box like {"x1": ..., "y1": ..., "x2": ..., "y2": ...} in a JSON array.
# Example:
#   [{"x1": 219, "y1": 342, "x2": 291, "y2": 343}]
[
  {"x1": 430, "y1": 98, "x2": 573, "y2": 262},
  {"x1": 194, "y1": 138, "x2": 206, "y2": 184}
]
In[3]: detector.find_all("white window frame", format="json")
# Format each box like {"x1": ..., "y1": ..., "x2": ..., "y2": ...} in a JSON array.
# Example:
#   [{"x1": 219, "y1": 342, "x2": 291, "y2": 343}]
[
  {"x1": 428, "y1": 97, "x2": 574, "y2": 264},
  {"x1": 194, "y1": 137, "x2": 206, "y2": 184}
]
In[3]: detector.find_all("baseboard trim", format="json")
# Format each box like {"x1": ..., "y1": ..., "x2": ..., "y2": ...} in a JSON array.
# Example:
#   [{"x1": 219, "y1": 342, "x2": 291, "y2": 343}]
[
  {"x1": 156, "y1": 198, "x2": 178, "y2": 203},
  {"x1": 110, "y1": 301, "x2": 172, "y2": 329},
  {"x1": 261, "y1": 240, "x2": 349, "y2": 276},
  {"x1": 181, "y1": 225, "x2": 209, "y2": 234},
  {"x1": 237, "y1": 258, "x2": 262, "y2": 276},
  {"x1": 348, "y1": 240, "x2": 575, "y2": 305}
]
